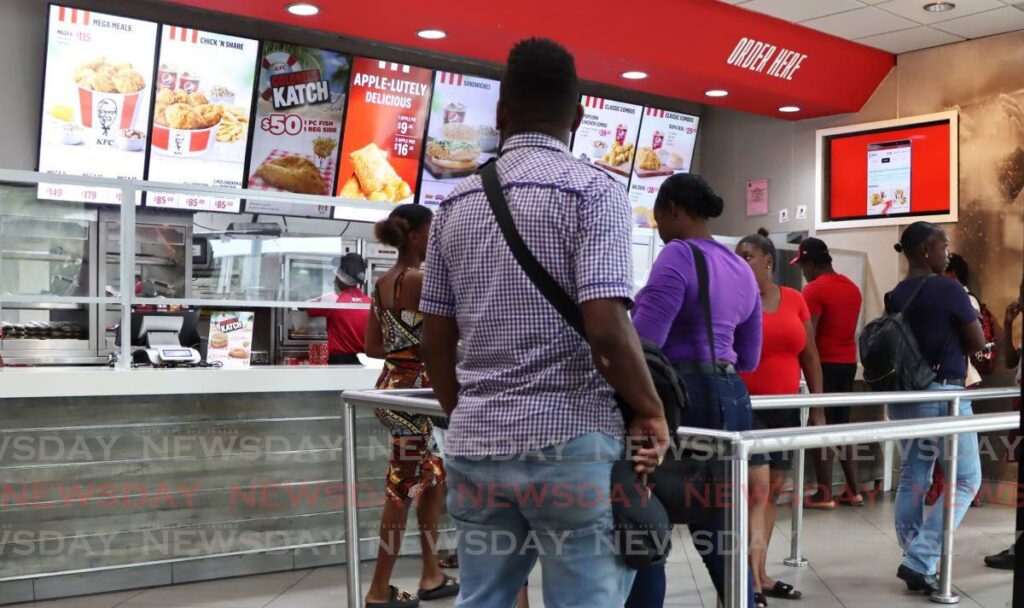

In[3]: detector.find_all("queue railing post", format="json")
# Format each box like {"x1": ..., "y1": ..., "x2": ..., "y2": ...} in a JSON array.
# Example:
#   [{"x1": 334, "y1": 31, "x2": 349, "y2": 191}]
[
  {"x1": 724, "y1": 441, "x2": 751, "y2": 608},
  {"x1": 932, "y1": 394, "x2": 962, "y2": 605},
  {"x1": 784, "y1": 406, "x2": 809, "y2": 568},
  {"x1": 343, "y1": 400, "x2": 362, "y2": 608}
]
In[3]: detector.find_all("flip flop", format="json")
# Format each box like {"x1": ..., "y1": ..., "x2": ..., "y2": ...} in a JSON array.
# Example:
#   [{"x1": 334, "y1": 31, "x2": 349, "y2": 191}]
[
  {"x1": 418, "y1": 575, "x2": 459, "y2": 601},
  {"x1": 764, "y1": 581, "x2": 802, "y2": 600},
  {"x1": 804, "y1": 497, "x2": 836, "y2": 510},
  {"x1": 835, "y1": 492, "x2": 865, "y2": 507},
  {"x1": 754, "y1": 591, "x2": 769, "y2": 607},
  {"x1": 438, "y1": 554, "x2": 459, "y2": 569},
  {"x1": 366, "y1": 585, "x2": 420, "y2": 608}
]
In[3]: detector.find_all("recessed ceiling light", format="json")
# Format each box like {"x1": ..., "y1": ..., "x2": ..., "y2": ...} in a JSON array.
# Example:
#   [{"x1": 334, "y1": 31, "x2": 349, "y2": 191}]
[
  {"x1": 286, "y1": 2, "x2": 320, "y2": 16},
  {"x1": 705, "y1": 89, "x2": 729, "y2": 97},
  {"x1": 417, "y1": 29, "x2": 447, "y2": 40},
  {"x1": 923, "y1": 2, "x2": 956, "y2": 12},
  {"x1": 779, "y1": 106, "x2": 801, "y2": 113},
  {"x1": 621, "y1": 71, "x2": 648, "y2": 80}
]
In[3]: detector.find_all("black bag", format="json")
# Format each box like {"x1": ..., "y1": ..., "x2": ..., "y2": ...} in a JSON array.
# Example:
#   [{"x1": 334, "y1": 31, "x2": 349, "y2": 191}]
[
  {"x1": 860, "y1": 276, "x2": 937, "y2": 391},
  {"x1": 480, "y1": 161, "x2": 675, "y2": 567}
]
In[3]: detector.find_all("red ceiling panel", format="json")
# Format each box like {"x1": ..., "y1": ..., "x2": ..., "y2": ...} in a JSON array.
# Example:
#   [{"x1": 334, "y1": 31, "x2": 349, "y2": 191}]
[{"x1": 162, "y1": 0, "x2": 895, "y2": 119}]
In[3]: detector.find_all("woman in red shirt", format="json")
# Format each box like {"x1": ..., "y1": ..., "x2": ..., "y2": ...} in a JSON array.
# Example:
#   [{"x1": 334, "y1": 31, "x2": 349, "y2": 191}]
[
  {"x1": 307, "y1": 253, "x2": 371, "y2": 365},
  {"x1": 737, "y1": 230, "x2": 823, "y2": 606}
]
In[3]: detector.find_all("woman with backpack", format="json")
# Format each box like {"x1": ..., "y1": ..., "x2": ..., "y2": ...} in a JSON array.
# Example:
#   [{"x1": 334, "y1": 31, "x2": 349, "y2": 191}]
[
  {"x1": 627, "y1": 174, "x2": 763, "y2": 608},
  {"x1": 886, "y1": 221, "x2": 985, "y2": 594}
]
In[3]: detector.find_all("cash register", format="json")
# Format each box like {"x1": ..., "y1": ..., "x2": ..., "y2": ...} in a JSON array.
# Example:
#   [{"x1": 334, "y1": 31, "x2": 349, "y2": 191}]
[{"x1": 115, "y1": 311, "x2": 202, "y2": 367}]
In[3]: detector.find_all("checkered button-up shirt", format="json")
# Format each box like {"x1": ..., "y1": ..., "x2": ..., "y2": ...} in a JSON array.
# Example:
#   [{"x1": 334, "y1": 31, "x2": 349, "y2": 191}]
[{"x1": 421, "y1": 132, "x2": 633, "y2": 456}]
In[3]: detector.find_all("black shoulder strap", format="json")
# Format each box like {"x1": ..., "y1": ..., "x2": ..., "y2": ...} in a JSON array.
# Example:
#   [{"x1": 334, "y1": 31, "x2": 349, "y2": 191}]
[
  {"x1": 480, "y1": 161, "x2": 587, "y2": 339},
  {"x1": 686, "y1": 242, "x2": 719, "y2": 367}
]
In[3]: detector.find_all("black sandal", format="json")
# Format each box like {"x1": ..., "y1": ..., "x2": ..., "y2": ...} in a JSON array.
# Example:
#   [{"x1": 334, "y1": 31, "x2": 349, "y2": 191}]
[
  {"x1": 439, "y1": 554, "x2": 459, "y2": 569},
  {"x1": 418, "y1": 575, "x2": 460, "y2": 601},
  {"x1": 366, "y1": 585, "x2": 420, "y2": 608},
  {"x1": 764, "y1": 581, "x2": 802, "y2": 600},
  {"x1": 755, "y1": 591, "x2": 769, "y2": 607}
]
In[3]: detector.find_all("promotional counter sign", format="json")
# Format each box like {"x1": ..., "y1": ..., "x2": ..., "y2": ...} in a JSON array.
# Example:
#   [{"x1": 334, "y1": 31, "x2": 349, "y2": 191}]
[
  {"x1": 38, "y1": 5, "x2": 158, "y2": 205},
  {"x1": 418, "y1": 71, "x2": 500, "y2": 208},
  {"x1": 333, "y1": 57, "x2": 432, "y2": 219},
  {"x1": 145, "y1": 26, "x2": 258, "y2": 213},
  {"x1": 571, "y1": 96, "x2": 643, "y2": 187},
  {"x1": 207, "y1": 311, "x2": 254, "y2": 369},
  {"x1": 627, "y1": 107, "x2": 700, "y2": 227},
  {"x1": 245, "y1": 42, "x2": 350, "y2": 218}
]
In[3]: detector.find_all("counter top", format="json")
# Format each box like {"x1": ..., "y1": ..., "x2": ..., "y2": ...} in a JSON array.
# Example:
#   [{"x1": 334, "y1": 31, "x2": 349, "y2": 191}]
[{"x1": 0, "y1": 365, "x2": 382, "y2": 399}]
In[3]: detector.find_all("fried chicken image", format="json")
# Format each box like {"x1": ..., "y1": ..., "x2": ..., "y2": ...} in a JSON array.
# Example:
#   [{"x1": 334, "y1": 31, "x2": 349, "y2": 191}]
[
  {"x1": 165, "y1": 103, "x2": 199, "y2": 130},
  {"x1": 113, "y1": 69, "x2": 145, "y2": 94},
  {"x1": 157, "y1": 88, "x2": 188, "y2": 105},
  {"x1": 73, "y1": 66, "x2": 95, "y2": 86},
  {"x1": 87, "y1": 73, "x2": 118, "y2": 93},
  {"x1": 188, "y1": 92, "x2": 209, "y2": 106},
  {"x1": 256, "y1": 156, "x2": 326, "y2": 195},
  {"x1": 193, "y1": 104, "x2": 223, "y2": 129}
]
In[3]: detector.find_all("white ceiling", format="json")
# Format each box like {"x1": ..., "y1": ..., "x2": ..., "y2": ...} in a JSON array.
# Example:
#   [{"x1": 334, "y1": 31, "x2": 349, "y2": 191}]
[{"x1": 720, "y1": 0, "x2": 1024, "y2": 53}]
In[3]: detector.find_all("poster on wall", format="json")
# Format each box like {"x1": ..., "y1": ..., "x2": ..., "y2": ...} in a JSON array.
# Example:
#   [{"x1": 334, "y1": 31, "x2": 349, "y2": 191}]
[
  {"x1": 245, "y1": 42, "x2": 350, "y2": 219},
  {"x1": 207, "y1": 311, "x2": 254, "y2": 369},
  {"x1": 333, "y1": 57, "x2": 432, "y2": 220},
  {"x1": 627, "y1": 107, "x2": 699, "y2": 227},
  {"x1": 571, "y1": 96, "x2": 643, "y2": 186},
  {"x1": 418, "y1": 71, "x2": 500, "y2": 208},
  {"x1": 145, "y1": 25, "x2": 258, "y2": 213},
  {"x1": 37, "y1": 5, "x2": 158, "y2": 205}
]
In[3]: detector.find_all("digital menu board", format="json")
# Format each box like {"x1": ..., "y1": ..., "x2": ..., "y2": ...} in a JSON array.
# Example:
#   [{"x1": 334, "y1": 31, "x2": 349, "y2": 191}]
[
  {"x1": 571, "y1": 96, "x2": 643, "y2": 187},
  {"x1": 333, "y1": 57, "x2": 432, "y2": 219},
  {"x1": 38, "y1": 5, "x2": 158, "y2": 205},
  {"x1": 628, "y1": 107, "x2": 700, "y2": 227},
  {"x1": 418, "y1": 71, "x2": 500, "y2": 208},
  {"x1": 145, "y1": 25, "x2": 258, "y2": 213},
  {"x1": 245, "y1": 42, "x2": 350, "y2": 219}
]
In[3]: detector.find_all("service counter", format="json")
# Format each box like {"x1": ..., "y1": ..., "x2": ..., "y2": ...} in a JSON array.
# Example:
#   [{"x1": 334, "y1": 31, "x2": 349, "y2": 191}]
[{"x1": 0, "y1": 365, "x2": 431, "y2": 604}]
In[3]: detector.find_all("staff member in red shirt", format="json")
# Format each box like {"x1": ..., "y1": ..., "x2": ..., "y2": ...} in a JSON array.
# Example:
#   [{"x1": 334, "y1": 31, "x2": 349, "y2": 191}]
[
  {"x1": 308, "y1": 253, "x2": 371, "y2": 365},
  {"x1": 794, "y1": 237, "x2": 865, "y2": 508},
  {"x1": 737, "y1": 230, "x2": 822, "y2": 605}
]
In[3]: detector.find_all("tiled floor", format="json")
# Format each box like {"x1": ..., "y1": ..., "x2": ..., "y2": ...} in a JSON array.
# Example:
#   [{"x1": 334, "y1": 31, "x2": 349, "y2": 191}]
[{"x1": 12, "y1": 497, "x2": 1016, "y2": 608}]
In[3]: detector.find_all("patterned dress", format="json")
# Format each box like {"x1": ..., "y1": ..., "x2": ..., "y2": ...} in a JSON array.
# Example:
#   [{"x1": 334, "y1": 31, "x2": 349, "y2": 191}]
[{"x1": 373, "y1": 268, "x2": 445, "y2": 502}]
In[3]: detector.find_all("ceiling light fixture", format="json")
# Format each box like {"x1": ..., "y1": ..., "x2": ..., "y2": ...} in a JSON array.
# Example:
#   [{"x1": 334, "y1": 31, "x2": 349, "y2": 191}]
[
  {"x1": 286, "y1": 2, "x2": 320, "y2": 16},
  {"x1": 923, "y1": 2, "x2": 956, "y2": 12},
  {"x1": 705, "y1": 89, "x2": 729, "y2": 97},
  {"x1": 621, "y1": 71, "x2": 648, "y2": 80},
  {"x1": 779, "y1": 106, "x2": 801, "y2": 113},
  {"x1": 417, "y1": 29, "x2": 447, "y2": 40}
]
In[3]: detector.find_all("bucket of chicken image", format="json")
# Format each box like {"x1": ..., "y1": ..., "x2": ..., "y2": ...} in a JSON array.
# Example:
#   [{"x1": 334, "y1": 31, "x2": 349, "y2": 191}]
[
  {"x1": 73, "y1": 59, "x2": 148, "y2": 136},
  {"x1": 151, "y1": 122, "x2": 219, "y2": 157}
]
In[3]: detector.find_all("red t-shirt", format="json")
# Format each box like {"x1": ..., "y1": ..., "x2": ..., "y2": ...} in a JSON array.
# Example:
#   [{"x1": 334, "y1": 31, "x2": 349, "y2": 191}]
[
  {"x1": 740, "y1": 287, "x2": 809, "y2": 396},
  {"x1": 307, "y1": 288, "x2": 371, "y2": 355},
  {"x1": 802, "y1": 273, "x2": 862, "y2": 364}
]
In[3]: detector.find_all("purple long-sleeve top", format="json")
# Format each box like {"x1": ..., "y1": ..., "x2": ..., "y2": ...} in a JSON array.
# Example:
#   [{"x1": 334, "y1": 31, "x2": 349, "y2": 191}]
[{"x1": 632, "y1": 238, "x2": 763, "y2": 372}]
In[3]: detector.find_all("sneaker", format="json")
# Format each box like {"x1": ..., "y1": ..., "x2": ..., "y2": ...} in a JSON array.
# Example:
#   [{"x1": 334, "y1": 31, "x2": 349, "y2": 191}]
[{"x1": 984, "y1": 547, "x2": 1015, "y2": 570}]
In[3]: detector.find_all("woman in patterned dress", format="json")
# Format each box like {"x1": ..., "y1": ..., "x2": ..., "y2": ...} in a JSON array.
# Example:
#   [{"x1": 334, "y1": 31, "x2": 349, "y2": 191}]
[{"x1": 363, "y1": 205, "x2": 457, "y2": 608}]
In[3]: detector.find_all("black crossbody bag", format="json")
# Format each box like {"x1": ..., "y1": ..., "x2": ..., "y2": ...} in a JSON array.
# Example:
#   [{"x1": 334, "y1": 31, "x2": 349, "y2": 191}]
[{"x1": 480, "y1": 161, "x2": 719, "y2": 537}]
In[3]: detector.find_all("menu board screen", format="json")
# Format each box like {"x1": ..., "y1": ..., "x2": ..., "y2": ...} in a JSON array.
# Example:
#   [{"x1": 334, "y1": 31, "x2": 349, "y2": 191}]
[
  {"x1": 333, "y1": 58, "x2": 432, "y2": 219},
  {"x1": 418, "y1": 71, "x2": 500, "y2": 208},
  {"x1": 628, "y1": 107, "x2": 699, "y2": 227},
  {"x1": 245, "y1": 42, "x2": 350, "y2": 219},
  {"x1": 571, "y1": 96, "x2": 643, "y2": 186},
  {"x1": 38, "y1": 5, "x2": 157, "y2": 205},
  {"x1": 145, "y1": 26, "x2": 258, "y2": 213}
]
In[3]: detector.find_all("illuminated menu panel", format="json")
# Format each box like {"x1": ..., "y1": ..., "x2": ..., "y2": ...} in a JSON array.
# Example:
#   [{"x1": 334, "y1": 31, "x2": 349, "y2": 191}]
[
  {"x1": 627, "y1": 107, "x2": 699, "y2": 227},
  {"x1": 38, "y1": 5, "x2": 158, "y2": 205},
  {"x1": 570, "y1": 96, "x2": 643, "y2": 186}
]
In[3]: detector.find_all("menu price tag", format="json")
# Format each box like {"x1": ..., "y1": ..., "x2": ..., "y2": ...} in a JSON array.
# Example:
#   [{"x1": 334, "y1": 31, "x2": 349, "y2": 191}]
[
  {"x1": 147, "y1": 192, "x2": 241, "y2": 213},
  {"x1": 38, "y1": 180, "x2": 143, "y2": 206},
  {"x1": 627, "y1": 107, "x2": 700, "y2": 227}
]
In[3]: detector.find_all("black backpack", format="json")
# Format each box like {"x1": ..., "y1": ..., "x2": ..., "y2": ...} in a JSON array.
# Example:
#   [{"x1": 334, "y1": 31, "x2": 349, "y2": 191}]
[{"x1": 860, "y1": 276, "x2": 937, "y2": 391}]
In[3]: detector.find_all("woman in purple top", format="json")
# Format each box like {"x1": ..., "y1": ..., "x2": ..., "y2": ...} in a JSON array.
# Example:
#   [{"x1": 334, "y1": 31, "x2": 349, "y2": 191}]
[{"x1": 626, "y1": 174, "x2": 762, "y2": 608}]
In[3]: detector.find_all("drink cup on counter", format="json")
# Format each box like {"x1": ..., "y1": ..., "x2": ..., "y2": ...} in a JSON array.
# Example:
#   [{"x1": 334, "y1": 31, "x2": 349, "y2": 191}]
[{"x1": 308, "y1": 343, "x2": 329, "y2": 366}]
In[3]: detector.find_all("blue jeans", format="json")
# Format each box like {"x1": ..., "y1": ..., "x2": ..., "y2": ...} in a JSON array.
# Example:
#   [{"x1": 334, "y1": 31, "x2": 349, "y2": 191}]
[
  {"x1": 889, "y1": 382, "x2": 981, "y2": 575},
  {"x1": 627, "y1": 371, "x2": 756, "y2": 608},
  {"x1": 445, "y1": 432, "x2": 634, "y2": 608}
]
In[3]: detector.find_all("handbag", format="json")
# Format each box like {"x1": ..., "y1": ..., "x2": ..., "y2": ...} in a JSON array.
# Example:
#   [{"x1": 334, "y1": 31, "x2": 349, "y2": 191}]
[{"x1": 480, "y1": 161, "x2": 677, "y2": 567}]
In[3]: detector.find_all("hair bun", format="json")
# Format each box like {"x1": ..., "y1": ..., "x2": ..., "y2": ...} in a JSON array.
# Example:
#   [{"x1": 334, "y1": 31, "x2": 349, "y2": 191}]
[
  {"x1": 375, "y1": 216, "x2": 410, "y2": 248},
  {"x1": 893, "y1": 243, "x2": 904, "y2": 253},
  {"x1": 756, "y1": 227, "x2": 770, "y2": 237}
]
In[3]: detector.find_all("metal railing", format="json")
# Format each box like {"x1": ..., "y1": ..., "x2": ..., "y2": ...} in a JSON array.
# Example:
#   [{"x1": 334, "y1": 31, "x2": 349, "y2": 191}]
[{"x1": 340, "y1": 386, "x2": 1019, "y2": 608}]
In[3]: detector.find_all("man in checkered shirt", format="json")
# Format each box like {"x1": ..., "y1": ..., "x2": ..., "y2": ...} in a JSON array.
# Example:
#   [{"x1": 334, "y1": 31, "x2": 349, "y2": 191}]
[{"x1": 421, "y1": 38, "x2": 668, "y2": 608}]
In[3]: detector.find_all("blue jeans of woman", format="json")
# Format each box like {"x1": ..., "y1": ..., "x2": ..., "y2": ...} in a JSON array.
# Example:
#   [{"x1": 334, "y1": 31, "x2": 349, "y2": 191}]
[
  {"x1": 627, "y1": 370, "x2": 756, "y2": 608},
  {"x1": 888, "y1": 382, "x2": 981, "y2": 576}
]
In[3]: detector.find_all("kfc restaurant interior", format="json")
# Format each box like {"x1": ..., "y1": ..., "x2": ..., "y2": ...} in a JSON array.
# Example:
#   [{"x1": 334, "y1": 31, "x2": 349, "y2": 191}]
[{"x1": 0, "y1": 0, "x2": 1022, "y2": 605}]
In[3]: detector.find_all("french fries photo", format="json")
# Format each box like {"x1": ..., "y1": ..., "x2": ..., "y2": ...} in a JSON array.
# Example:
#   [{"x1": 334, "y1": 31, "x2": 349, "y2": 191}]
[{"x1": 216, "y1": 105, "x2": 248, "y2": 143}]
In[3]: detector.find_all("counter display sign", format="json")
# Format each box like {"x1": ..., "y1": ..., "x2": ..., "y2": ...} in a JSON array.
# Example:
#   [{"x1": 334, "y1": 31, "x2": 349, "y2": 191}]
[
  {"x1": 418, "y1": 71, "x2": 500, "y2": 208},
  {"x1": 333, "y1": 58, "x2": 432, "y2": 217},
  {"x1": 627, "y1": 107, "x2": 699, "y2": 227},
  {"x1": 571, "y1": 96, "x2": 643, "y2": 186},
  {"x1": 38, "y1": 6, "x2": 158, "y2": 205},
  {"x1": 207, "y1": 311, "x2": 254, "y2": 369},
  {"x1": 145, "y1": 26, "x2": 258, "y2": 213},
  {"x1": 245, "y1": 42, "x2": 350, "y2": 218}
]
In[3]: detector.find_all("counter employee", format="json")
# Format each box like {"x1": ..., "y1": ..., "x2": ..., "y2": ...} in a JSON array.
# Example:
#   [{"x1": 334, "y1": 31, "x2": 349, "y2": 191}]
[{"x1": 308, "y1": 253, "x2": 371, "y2": 365}]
